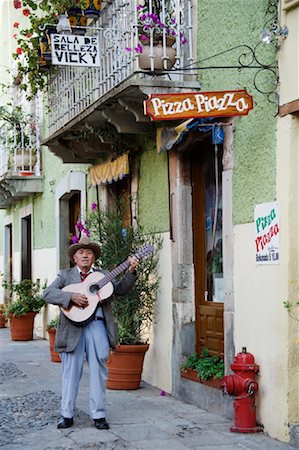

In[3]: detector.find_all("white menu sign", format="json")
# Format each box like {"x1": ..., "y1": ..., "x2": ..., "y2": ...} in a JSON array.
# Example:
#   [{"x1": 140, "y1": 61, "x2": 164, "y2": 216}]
[{"x1": 255, "y1": 202, "x2": 280, "y2": 265}]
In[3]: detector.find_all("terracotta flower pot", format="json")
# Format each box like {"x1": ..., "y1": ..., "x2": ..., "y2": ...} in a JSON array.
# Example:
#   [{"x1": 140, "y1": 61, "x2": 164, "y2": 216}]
[
  {"x1": 9, "y1": 311, "x2": 36, "y2": 341},
  {"x1": 107, "y1": 344, "x2": 149, "y2": 390},
  {"x1": 0, "y1": 312, "x2": 6, "y2": 328},
  {"x1": 48, "y1": 328, "x2": 61, "y2": 363},
  {"x1": 181, "y1": 368, "x2": 222, "y2": 390}
]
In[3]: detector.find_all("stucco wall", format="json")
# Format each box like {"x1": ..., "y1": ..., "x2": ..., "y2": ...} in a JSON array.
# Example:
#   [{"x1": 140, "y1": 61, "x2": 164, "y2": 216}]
[
  {"x1": 198, "y1": 0, "x2": 277, "y2": 224},
  {"x1": 197, "y1": 0, "x2": 295, "y2": 442},
  {"x1": 138, "y1": 142, "x2": 169, "y2": 232},
  {"x1": 34, "y1": 147, "x2": 90, "y2": 249},
  {"x1": 138, "y1": 141, "x2": 172, "y2": 390},
  {"x1": 142, "y1": 233, "x2": 173, "y2": 393}
]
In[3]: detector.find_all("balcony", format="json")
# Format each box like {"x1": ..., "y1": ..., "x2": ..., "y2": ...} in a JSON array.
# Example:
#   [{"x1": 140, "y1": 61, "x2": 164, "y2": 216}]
[
  {"x1": 43, "y1": 0, "x2": 200, "y2": 162},
  {"x1": 0, "y1": 122, "x2": 43, "y2": 209}
]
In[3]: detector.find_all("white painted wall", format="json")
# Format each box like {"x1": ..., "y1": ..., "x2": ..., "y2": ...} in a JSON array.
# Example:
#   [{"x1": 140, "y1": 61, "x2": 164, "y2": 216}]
[
  {"x1": 234, "y1": 223, "x2": 289, "y2": 441},
  {"x1": 142, "y1": 232, "x2": 173, "y2": 393},
  {"x1": 32, "y1": 247, "x2": 59, "y2": 338}
]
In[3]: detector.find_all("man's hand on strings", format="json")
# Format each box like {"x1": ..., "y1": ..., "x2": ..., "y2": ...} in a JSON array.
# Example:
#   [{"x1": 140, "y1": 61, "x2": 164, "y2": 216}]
[{"x1": 128, "y1": 256, "x2": 139, "y2": 273}]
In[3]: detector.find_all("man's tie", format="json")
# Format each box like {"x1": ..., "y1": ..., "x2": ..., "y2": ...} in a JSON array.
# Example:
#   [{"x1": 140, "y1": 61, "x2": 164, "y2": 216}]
[{"x1": 80, "y1": 272, "x2": 90, "y2": 282}]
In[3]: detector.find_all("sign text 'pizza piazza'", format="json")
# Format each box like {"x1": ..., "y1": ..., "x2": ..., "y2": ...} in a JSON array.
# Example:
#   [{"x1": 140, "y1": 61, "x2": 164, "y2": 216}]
[
  {"x1": 144, "y1": 90, "x2": 254, "y2": 121},
  {"x1": 51, "y1": 34, "x2": 100, "y2": 67}
]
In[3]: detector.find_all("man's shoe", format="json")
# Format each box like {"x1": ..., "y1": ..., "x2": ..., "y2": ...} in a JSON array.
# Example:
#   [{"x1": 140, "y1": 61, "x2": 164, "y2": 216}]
[
  {"x1": 94, "y1": 418, "x2": 109, "y2": 430},
  {"x1": 57, "y1": 417, "x2": 74, "y2": 429}
]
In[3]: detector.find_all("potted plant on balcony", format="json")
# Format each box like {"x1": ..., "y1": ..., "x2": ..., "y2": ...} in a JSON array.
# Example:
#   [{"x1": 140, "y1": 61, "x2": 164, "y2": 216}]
[
  {"x1": 47, "y1": 316, "x2": 61, "y2": 362},
  {"x1": 1, "y1": 277, "x2": 46, "y2": 341},
  {"x1": 0, "y1": 106, "x2": 37, "y2": 174},
  {"x1": 129, "y1": 1, "x2": 187, "y2": 70},
  {"x1": 84, "y1": 203, "x2": 162, "y2": 389},
  {"x1": 11, "y1": 0, "x2": 91, "y2": 96}
]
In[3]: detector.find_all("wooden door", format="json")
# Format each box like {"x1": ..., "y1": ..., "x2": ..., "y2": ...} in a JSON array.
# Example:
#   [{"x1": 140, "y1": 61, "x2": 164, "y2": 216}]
[{"x1": 192, "y1": 143, "x2": 224, "y2": 357}]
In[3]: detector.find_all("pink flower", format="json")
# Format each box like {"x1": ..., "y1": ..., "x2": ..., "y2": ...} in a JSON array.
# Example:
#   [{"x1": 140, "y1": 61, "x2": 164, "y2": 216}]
[
  {"x1": 14, "y1": 0, "x2": 22, "y2": 9},
  {"x1": 13, "y1": 22, "x2": 20, "y2": 28},
  {"x1": 91, "y1": 202, "x2": 97, "y2": 211},
  {"x1": 134, "y1": 43, "x2": 143, "y2": 53},
  {"x1": 22, "y1": 8, "x2": 30, "y2": 16},
  {"x1": 16, "y1": 47, "x2": 23, "y2": 55},
  {"x1": 12, "y1": 34, "x2": 18, "y2": 39},
  {"x1": 76, "y1": 221, "x2": 84, "y2": 232},
  {"x1": 26, "y1": 33, "x2": 32, "y2": 38},
  {"x1": 71, "y1": 235, "x2": 79, "y2": 244}
]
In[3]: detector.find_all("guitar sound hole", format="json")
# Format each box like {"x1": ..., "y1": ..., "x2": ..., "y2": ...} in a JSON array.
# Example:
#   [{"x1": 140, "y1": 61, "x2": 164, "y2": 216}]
[{"x1": 89, "y1": 284, "x2": 99, "y2": 294}]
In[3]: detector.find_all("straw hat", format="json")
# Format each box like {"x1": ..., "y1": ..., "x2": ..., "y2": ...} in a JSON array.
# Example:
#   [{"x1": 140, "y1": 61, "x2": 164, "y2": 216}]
[{"x1": 69, "y1": 235, "x2": 101, "y2": 260}]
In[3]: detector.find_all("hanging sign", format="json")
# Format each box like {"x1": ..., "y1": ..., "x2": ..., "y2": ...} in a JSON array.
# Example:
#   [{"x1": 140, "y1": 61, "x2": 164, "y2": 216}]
[
  {"x1": 51, "y1": 34, "x2": 100, "y2": 67},
  {"x1": 254, "y1": 202, "x2": 280, "y2": 265},
  {"x1": 144, "y1": 90, "x2": 253, "y2": 121}
]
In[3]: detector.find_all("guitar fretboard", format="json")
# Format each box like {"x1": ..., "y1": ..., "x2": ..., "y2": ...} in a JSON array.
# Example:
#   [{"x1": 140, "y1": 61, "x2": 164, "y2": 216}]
[{"x1": 96, "y1": 260, "x2": 130, "y2": 290}]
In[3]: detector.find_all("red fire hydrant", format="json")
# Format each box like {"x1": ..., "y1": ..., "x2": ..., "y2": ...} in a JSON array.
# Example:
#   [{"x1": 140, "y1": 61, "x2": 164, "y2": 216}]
[{"x1": 221, "y1": 347, "x2": 263, "y2": 433}]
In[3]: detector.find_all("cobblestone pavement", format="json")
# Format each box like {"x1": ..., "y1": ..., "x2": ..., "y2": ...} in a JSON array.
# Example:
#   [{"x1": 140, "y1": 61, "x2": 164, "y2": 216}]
[{"x1": 0, "y1": 327, "x2": 298, "y2": 450}]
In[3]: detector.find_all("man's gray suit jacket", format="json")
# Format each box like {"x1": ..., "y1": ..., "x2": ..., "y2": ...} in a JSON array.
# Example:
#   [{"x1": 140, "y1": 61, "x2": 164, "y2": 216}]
[{"x1": 43, "y1": 267, "x2": 137, "y2": 353}]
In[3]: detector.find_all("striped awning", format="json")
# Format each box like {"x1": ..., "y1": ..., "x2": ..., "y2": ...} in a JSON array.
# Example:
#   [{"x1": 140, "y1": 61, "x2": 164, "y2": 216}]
[{"x1": 89, "y1": 153, "x2": 129, "y2": 186}]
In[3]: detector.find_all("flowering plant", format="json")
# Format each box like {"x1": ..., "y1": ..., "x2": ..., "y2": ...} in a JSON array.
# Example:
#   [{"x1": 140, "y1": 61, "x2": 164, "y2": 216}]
[
  {"x1": 126, "y1": 1, "x2": 187, "y2": 54},
  {"x1": 70, "y1": 217, "x2": 90, "y2": 243},
  {"x1": 70, "y1": 203, "x2": 162, "y2": 344},
  {"x1": 10, "y1": 0, "x2": 88, "y2": 97}
]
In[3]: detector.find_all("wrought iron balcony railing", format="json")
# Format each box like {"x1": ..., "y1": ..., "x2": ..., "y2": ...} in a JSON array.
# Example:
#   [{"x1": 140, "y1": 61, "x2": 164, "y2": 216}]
[
  {"x1": 46, "y1": 0, "x2": 194, "y2": 137},
  {"x1": 0, "y1": 121, "x2": 41, "y2": 177}
]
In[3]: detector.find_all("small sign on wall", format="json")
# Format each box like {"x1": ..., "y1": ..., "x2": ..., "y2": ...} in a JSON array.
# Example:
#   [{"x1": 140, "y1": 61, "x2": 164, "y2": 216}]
[
  {"x1": 254, "y1": 202, "x2": 280, "y2": 265},
  {"x1": 51, "y1": 34, "x2": 100, "y2": 67}
]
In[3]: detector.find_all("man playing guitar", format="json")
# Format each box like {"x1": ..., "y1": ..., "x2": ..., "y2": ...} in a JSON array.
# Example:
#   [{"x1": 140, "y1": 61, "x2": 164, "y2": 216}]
[{"x1": 44, "y1": 235, "x2": 138, "y2": 431}]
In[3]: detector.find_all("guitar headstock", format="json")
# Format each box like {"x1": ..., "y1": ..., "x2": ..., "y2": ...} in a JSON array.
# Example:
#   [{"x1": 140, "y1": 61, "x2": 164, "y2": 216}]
[{"x1": 134, "y1": 245, "x2": 154, "y2": 261}]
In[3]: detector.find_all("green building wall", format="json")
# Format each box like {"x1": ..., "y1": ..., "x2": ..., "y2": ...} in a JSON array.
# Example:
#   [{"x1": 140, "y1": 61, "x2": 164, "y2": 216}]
[
  {"x1": 0, "y1": 147, "x2": 90, "y2": 255},
  {"x1": 198, "y1": 0, "x2": 277, "y2": 224},
  {"x1": 138, "y1": 140, "x2": 169, "y2": 233}
]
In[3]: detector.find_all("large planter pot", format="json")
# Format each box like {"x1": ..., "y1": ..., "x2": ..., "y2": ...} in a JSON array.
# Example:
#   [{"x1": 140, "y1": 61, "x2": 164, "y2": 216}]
[
  {"x1": 139, "y1": 43, "x2": 176, "y2": 70},
  {"x1": 107, "y1": 344, "x2": 149, "y2": 390},
  {"x1": 9, "y1": 312, "x2": 36, "y2": 341},
  {"x1": 15, "y1": 150, "x2": 37, "y2": 172},
  {"x1": 0, "y1": 312, "x2": 6, "y2": 328},
  {"x1": 48, "y1": 328, "x2": 61, "y2": 363}
]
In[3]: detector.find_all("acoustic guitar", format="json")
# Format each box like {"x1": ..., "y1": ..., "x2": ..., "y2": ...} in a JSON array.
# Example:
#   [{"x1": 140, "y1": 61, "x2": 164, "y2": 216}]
[{"x1": 61, "y1": 245, "x2": 154, "y2": 326}]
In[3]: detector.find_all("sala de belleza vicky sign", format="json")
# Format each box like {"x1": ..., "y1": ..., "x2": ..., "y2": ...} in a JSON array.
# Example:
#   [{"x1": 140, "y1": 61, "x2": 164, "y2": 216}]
[{"x1": 51, "y1": 34, "x2": 100, "y2": 67}]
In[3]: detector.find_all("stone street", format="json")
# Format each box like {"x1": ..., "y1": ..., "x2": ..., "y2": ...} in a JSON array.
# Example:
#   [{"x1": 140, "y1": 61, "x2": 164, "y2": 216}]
[{"x1": 0, "y1": 327, "x2": 297, "y2": 450}]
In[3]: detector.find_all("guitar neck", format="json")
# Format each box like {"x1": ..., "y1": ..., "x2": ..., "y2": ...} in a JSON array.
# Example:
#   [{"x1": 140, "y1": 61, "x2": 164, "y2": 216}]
[{"x1": 97, "y1": 260, "x2": 130, "y2": 289}]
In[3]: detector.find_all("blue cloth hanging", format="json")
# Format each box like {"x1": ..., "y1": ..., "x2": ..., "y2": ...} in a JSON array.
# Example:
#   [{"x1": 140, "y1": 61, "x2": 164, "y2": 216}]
[{"x1": 156, "y1": 118, "x2": 224, "y2": 153}]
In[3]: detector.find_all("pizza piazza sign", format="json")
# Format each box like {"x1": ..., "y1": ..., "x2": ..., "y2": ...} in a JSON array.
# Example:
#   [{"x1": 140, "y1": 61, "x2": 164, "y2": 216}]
[
  {"x1": 144, "y1": 90, "x2": 253, "y2": 120},
  {"x1": 51, "y1": 34, "x2": 100, "y2": 67}
]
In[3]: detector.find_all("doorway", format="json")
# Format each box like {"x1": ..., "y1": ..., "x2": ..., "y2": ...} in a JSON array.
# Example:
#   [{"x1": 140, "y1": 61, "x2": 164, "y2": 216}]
[
  {"x1": 59, "y1": 190, "x2": 81, "y2": 269},
  {"x1": 21, "y1": 215, "x2": 32, "y2": 280},
  {"x1": 4, "y1": 223, "x2": 13, "y2": 303},
  {"x1": 191, "y1": 141, "x2": 224, "y2": 357}
]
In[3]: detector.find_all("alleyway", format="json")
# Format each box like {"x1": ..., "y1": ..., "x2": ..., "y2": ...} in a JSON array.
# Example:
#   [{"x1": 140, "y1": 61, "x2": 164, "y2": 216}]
[{"x1": 0, "y1": 327, "x2": 297, "y2": 450}]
